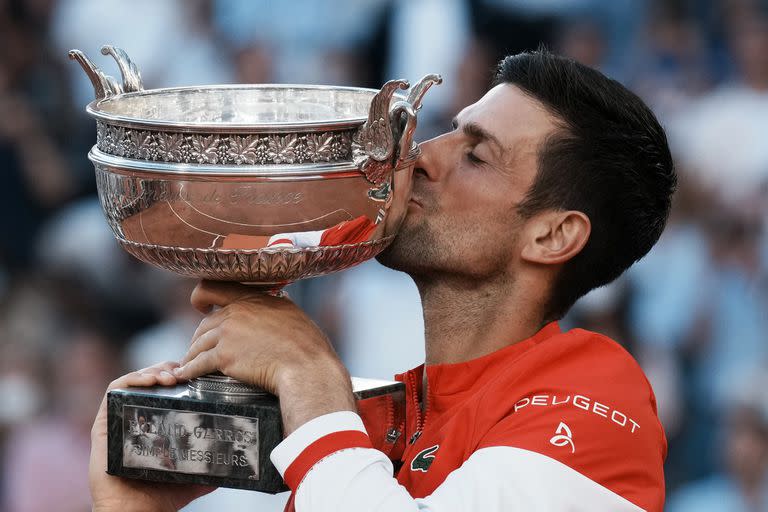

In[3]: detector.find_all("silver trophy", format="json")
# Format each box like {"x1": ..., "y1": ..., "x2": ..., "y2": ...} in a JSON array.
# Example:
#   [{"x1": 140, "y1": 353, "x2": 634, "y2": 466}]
[{"x1": 70, "y1": 46, "x2": 439, "y2": 492}]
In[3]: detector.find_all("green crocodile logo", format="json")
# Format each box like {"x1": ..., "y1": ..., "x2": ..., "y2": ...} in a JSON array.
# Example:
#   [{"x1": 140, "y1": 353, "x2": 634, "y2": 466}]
[{"x1": 411, "y1": 444, "x2": 439, "y2": 472}]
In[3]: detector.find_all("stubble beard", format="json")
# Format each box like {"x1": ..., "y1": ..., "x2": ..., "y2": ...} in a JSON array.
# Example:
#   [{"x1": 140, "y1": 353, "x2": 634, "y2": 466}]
[
  {"x1": 377, "y1": 202, "x2": 522, "y2": 286},
  {"x1": 376, "y1": 212, "x2": 440, "y2": 277}
]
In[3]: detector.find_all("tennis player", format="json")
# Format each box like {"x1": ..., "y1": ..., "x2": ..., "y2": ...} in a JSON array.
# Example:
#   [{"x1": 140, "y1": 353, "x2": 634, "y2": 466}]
[{"x1": 89, "y1": 50, "x2": 676, "y2": 512}]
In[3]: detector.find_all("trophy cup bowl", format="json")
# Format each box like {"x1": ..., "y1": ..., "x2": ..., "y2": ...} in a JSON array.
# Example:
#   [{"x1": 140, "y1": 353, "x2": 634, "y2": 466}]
[{"x1": 70, "y1": 46, "x2": 440, "y2": 492}]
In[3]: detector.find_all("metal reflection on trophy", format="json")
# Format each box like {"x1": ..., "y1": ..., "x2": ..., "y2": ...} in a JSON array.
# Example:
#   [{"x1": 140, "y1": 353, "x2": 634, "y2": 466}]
[{"x1": 70, "y1": 45, "x2": 438, "y2": 492}]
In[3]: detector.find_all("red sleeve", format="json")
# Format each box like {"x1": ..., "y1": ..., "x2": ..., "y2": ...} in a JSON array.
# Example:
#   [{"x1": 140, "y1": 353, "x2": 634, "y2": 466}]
[{"x1": 283, "y1": 491, "x2": 295, "y2": 512}]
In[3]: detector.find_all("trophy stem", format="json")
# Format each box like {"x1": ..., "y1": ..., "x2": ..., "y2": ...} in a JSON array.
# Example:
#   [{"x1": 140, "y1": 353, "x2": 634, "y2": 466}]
[{"x1": 188, "y1": 373, "x2": 270, "y2": 402}]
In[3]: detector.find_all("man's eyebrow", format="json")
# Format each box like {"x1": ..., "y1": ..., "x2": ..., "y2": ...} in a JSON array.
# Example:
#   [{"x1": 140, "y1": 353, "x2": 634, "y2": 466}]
[{"x1": 452, "y1": 117, "x2": 506, "y2": 157}]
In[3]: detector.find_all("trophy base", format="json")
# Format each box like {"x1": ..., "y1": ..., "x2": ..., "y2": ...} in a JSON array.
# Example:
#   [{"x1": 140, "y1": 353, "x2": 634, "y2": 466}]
[{"x1": 107, "y1": 377, "x2": 404, "y2": 493}]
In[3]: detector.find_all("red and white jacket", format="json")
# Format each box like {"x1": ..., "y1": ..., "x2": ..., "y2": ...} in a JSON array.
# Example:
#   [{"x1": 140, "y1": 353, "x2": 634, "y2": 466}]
[{"x1": 271, "y1": 322, "x2": 667, "y2": 511}]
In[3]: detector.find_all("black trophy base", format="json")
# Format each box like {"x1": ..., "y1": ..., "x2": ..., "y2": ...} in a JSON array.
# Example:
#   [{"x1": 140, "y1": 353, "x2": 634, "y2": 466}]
[{"x1": 107, "y1": 377, "x2": 404, "y2": 493}]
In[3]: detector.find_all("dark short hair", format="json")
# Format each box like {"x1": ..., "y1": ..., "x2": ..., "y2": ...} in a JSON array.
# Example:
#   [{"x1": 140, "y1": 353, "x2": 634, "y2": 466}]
[{"x1": 495, "y1": 50, "x2": 676, "y2": 320}]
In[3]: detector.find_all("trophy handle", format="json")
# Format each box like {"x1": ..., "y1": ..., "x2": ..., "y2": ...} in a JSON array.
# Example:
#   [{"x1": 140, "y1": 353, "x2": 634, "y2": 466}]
[
  {"x1": 353, "y1": 76, "x2": 441, "y2": 184},
  {"x1": 391, "y1": 75, "x2": 442, "y2": 169},
  {"x1": 356, "y1": 79, "x2": 409, "y2": 161},
  {"x1": 407, "y1": 74, "x2": 443, "y2": 112},
  {"x1": 68, "y1": 49, "x2": 122, "y2": 100},
  {"x1": 353, "y1": 79, "x2": 409, "y2": 184},
  {"x1": 390, "y1": 101, "x2": 417, "y2": 168},
  {"x1": 101, "y1": 45, "x2": 144, "y2": 93}
]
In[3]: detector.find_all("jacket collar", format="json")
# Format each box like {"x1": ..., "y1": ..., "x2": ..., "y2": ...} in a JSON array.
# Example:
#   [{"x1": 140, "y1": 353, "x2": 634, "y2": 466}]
[{"x1": 395, "y1": 322, "x2": 562, "y2": 413}]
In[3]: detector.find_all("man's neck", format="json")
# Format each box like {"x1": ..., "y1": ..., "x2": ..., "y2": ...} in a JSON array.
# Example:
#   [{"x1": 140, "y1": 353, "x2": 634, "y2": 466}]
[{"x1": 416, "y1": 274, "x2": 548, "y2": 366}]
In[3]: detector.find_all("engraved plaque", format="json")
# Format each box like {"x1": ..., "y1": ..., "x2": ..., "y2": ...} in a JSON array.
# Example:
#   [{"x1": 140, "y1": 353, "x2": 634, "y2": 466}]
[
  {"x1": 122, "y1": 405, "x2": 260, "y2": 481},
  {"x1": 106, "y1": 384, "x2": 285, "y2": 492},
  {"x1": 105, "y1": 379, "x2": 404, "y2": 493}
]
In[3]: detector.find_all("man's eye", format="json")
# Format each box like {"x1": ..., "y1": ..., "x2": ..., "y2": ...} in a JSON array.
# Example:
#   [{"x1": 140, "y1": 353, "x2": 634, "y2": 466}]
[{"x1": 466, "y1": 151, "x2": 483, "y2": 164}]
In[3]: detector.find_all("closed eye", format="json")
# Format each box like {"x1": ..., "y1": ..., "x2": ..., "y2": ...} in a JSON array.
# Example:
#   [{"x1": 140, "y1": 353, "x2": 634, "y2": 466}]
[{"x1": 466, "y1": 151, "x2": 484, "y2": 165}]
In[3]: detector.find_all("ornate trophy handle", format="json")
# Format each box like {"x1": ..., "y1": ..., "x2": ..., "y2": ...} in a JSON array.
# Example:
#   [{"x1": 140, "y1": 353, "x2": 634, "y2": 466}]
[
  {"x1": 389, "y1": 101, "x2": 417, "y2": 168},
  {"x1": 100, "y1": 45, "x2": 144, "y2": 93},
  {"x1": 68, "y1": 46, "x2": 144, "y2": 100},
  {"x1": 353, "y1": 75, "x2": 441, "y2": 184},
  {"x1": 353, "y1": 79, "x2": 409, "y2": 184},
  {"x1": 354, "y1": 79, "x2": 409, "y2": 158},
  {"x1": 392, "y1": 74, "x2": 443, "y2": 168},
  {"x1": 407, "y1": 74, "x2": 443, "y2": 112},
  {"x1": 67, "y1": 49, "x2": 122, "y2": 100}
]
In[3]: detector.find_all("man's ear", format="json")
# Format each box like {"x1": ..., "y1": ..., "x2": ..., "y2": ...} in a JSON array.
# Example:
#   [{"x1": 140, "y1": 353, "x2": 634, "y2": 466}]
[{"x1": 520, "y1": 210, "x2": 591, "y2": 265}]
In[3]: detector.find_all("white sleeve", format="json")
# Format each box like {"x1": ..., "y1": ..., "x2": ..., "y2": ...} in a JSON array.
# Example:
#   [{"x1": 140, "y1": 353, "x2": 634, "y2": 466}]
[
  {"x1": 267, "y1": 230, "x2": 324, "y2": 248},
  {"x1": 270, "y1": 412, "x2": 646, "y2": 512}
]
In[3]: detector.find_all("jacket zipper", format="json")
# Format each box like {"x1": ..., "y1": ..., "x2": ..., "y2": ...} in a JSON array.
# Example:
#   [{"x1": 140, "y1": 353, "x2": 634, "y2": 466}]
[
  {"x1": 386, "y1": 427, "x2": 402, "y2": 444},
  {"x1": 384, "y1": 394, "x2": 403, "y2": 449},
  {"x1": 407, "y1": 369, "x2": 431, "y2": 445}
]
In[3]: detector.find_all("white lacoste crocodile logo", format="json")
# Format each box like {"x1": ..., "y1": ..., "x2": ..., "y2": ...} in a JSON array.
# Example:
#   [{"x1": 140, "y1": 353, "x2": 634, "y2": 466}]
[{"x1": 549, "y1": 422, "x2": 575, "y2": 453}]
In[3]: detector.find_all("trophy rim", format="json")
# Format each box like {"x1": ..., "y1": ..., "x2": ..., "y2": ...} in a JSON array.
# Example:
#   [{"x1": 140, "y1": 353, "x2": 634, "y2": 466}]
[{"x1": 86, "y1": 83, "x2": 405, "y2": 133}]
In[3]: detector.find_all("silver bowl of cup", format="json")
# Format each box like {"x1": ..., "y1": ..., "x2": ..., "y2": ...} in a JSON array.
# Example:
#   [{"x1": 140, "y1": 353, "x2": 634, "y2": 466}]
[{"x1": 70, "y1": 45, "x2": 440, "y2": 285}]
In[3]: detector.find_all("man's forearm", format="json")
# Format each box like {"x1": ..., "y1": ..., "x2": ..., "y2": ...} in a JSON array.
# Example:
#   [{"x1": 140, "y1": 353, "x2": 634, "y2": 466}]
[{"x1": 276, "y1": 362, "x2": 357, "y2": 436}]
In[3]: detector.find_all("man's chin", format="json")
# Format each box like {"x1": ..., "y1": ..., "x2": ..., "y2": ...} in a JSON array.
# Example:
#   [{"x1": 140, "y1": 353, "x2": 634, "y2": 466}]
[
  {"x1": 375, "y1": 237, "x2": 404, "y2": 271},
  {"x1": 375, "y1": 233, "x2": 412, "y2": 272},
  {"x1": 376, "y1": 230, "x2": 429, "y2": 275}
]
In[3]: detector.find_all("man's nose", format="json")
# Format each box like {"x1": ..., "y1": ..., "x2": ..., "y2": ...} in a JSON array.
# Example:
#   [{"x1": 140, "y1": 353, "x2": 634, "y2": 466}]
[{"x1": 414, "y1": 133, "x2": 450, "y2": 182}]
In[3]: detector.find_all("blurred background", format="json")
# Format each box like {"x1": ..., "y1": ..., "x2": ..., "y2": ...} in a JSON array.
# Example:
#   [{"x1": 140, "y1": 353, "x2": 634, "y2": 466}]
[{"x1": 1, "y1": 0, "x2": 767, "y2": 510}]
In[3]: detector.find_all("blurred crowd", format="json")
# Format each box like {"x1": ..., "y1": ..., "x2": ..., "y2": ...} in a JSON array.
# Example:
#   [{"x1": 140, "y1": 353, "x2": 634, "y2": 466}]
[{"x1": 1, "y1": 0, "x2": 767, "y2": 510}]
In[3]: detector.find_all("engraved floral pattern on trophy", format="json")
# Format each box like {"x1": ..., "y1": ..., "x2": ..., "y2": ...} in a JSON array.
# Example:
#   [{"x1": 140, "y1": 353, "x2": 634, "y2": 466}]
[
  {"x1": 118, "y1": 236, "x2": 394, "y2": 283},
  {"x1": 96, "y1": 123, "x2": 354, "y2": 165}
]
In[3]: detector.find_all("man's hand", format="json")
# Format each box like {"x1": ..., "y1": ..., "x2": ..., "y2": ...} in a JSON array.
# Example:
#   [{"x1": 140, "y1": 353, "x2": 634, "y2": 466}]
[
  {"x1": 174, "y1": 281, "x2": 356, "y2": 435},
  {"x1": 90, "y1": 362, "x2": 214, "y2": 512}
]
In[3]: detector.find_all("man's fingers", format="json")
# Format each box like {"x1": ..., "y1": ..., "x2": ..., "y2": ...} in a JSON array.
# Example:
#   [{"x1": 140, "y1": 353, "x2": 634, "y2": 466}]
[
  {"x1": 108, "y1": 372, "x2": 154, "y2": 391},
  {"x1": 182, "y1": 329, "x2": 219, "y2": 366},
  {"x1": 173, "y1": 350, "x2": 218, "y2": 380},
  {"x1": 191, "y1": 280, "x2": 256, "y2": 313},
  {"x1": 190, "y1": 310, "x2": 226, "y2": 348},
  {"x1": 107, "y1": 362, "x2": 181, "y2": 392},
  {"x1": 136, "y1": 361, "x2": 181, "y2": 375},
  {"x1": 135, "y1": 362, "x2": 180, "y2": 387},
  {"x1": 191, "y1": 280, "x2": 293, "y2": 314}
]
